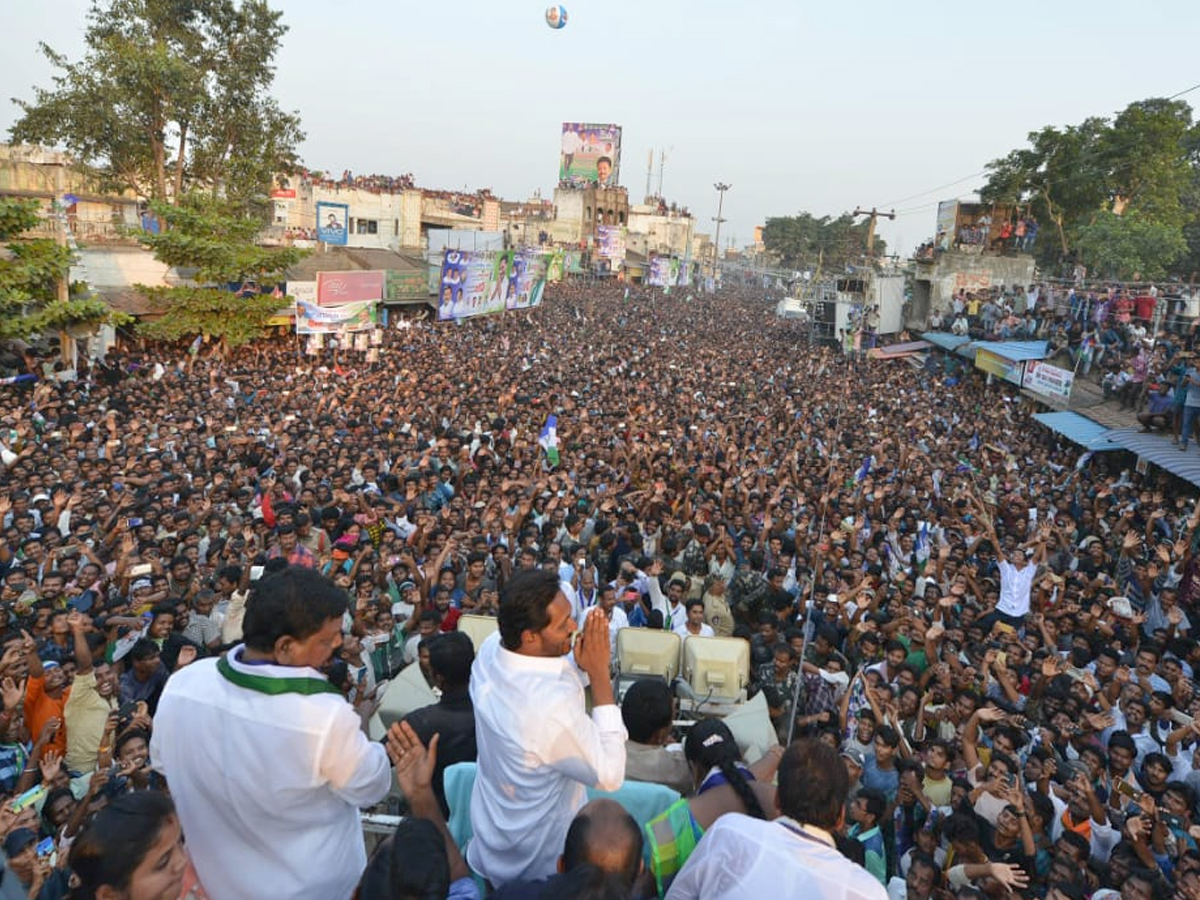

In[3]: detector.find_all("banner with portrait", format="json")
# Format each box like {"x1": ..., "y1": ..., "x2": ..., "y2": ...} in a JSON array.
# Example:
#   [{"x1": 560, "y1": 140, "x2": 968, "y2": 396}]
[
  {"x1": 559, "y1": 123, "x2": 622, "y2": 188},
  {"x1": 546, "y1": 250, "x2": 565, "y2": 283},
  {"x1": 506, "y1": 251, "x2": 549, "y2": 311},
  {"x1": 295, "y1": 299, "x2": 378, "y2": 334},
  {"x1": 596, "y1": 225, "x2": 626, "y2": 263},
  {"x1": 648, "y1": 257, "x2": 687, "y2": 287},
  {"x1": 437, "y1": 249, "x2": 514, "y2": 321}
]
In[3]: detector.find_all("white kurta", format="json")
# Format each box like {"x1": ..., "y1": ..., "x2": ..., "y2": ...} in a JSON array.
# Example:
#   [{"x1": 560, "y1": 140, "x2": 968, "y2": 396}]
[
  {"x1": 151, "y1": 648, "x2": 392, "y2": 900},
  {"x1": 467, "y1": 632, "x2": 627, "y2": 886},
  {"x1": 667, "y1": 815, "x2": 888, "y2": 900}
]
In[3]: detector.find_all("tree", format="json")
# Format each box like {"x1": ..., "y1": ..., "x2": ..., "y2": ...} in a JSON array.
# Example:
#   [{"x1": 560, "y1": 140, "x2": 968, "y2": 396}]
[
  {"x1": 762, "y1": 212, "x2": 885, "y2": 273},
  {"x1": 980, "y1": 98, "x2": 1197, "y2": 278},
  {"x1": 9, "y1": 0, "x2": 303, "y2": 211},
  {"x1": 136, "y1": 196, "x2": 305, "y2": 350},
  {"x1": 0, "y1": 198, "x2": 128, "y2": 339},
  {"x1": 1073, "y1": 212, "x2": 1188, "y2": 281}
]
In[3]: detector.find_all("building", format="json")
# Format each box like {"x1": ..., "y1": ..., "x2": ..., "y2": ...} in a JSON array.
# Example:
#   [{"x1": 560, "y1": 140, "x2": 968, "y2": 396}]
[
  {"x1": 550, "y1": 184, "x2": 630, "y2": 246},
  {"x1": 0, "y1": 144, "x2": 142, "y2": 243},
  {"x1": 907, "y1": 199, "x2": 1037, "y2": 327}
]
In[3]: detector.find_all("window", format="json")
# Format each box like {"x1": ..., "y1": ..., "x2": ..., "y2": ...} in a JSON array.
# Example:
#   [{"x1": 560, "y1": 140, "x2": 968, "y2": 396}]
[{"x1": 356, "y1": 218, "x2": 378, "y2": 235}]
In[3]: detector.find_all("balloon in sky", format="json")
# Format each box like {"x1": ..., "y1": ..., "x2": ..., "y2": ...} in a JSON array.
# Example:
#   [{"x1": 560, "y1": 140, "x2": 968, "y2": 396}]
[{"x1": 545, "y1": 5, "x2": 568, "y2": 28}]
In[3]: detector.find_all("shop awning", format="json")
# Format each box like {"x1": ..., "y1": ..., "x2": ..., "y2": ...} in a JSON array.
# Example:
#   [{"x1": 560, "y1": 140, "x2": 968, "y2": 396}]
[{"x1": 1030, "y1": 411, "x2": 1121, "y2": 452}]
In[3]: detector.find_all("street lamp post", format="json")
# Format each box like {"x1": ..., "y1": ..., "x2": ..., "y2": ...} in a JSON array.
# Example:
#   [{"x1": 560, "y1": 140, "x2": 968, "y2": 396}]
[{"x1": 712, "y1": 182, "x2": 730, "y2": 289}]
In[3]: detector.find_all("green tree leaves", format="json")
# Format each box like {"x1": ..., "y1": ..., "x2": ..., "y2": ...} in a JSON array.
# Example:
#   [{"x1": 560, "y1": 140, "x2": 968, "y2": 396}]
[
  {"x1": 135, "y1": 196, "x2": 306, "y2": 348},
  {"x1": 9, "y1": 0, "x2": 303, "y2": 210},
  {"x1": 980, "y1": 98, "x2": 1199, "y2": 280},
  {"x1": 0, "y1": 198, "x2": 129, "y2": 339},
  {"x1": 761, "y1": 213, "x2": 885, "y2": 273}
]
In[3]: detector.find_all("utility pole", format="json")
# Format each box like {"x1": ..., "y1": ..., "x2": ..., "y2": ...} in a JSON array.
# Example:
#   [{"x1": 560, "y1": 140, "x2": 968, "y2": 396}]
[
  {"x1": 645, "y1": 149, "x2": 653, "y2": 203},
  {"x1": 712, "y1": 182, "x2": 730, "y2": 286},
  {"x1": 851, "y1": 207, "x2": 896, "y2": 257}
]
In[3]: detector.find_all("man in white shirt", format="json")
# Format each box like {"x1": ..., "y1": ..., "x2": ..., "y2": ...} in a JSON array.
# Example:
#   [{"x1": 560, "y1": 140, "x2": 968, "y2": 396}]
[
  {"x1": 673, "y1": 598, "x2": 714, "y2": 641},
  {"x1": 468, "y1": 568, "x2": 627, "y2": 887},
  {"x1": 979, "y1": 511, "x2": 1045, "y2": 627},
  {"x1": 667, "y1": 739, "x2": 886, "y2": 900},
  {"x1": 152, "y1": 567, "x2": 392, "y2": 900}
]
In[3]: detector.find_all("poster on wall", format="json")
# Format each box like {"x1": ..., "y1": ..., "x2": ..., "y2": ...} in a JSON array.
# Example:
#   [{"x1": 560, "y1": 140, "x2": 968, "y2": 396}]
[
  {"x1": 315, "y1": 202, "x2": 349, "y2": 246},
  {"x1": 596, "y1": 225, "x2": 626, "y2": 262}
]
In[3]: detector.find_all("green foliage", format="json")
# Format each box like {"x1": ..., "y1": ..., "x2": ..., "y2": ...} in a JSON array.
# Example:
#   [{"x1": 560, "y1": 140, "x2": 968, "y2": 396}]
[
  {"x1": 980, "y1": 98, "x2": 1198, "y2": 278},
  {"x1": 9, "y1": 0, "x2": 303, "y2": 210},
  {"x1": 761, "y1": 212, "x2": 886, "y2": 272},
  {"x1": 137, "y1": 286, "x2": 283, "y2": 347},
  {"x1": 0, "y1": 198, "x2": 128, "y2": 339},
  {"x1": 136, "y1": 195, "x2": 304, "y2": 346},
  {"x1": 1073, "y1": 212, "x2": 1188, "y2": 281}
]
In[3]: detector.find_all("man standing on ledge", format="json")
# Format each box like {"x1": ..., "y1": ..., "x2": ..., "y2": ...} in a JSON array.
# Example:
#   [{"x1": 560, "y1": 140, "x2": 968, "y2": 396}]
[
  {"x1": 151, "y1": 566, "x2": 392, "y2": 900},
  {"x1": 468, "y1": 568, "x2": 627, "y2": 887}
]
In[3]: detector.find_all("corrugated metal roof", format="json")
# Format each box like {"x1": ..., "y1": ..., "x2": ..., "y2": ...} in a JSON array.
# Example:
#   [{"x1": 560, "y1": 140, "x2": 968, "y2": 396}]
[
  {"x1": 1031, "y1": 411, "x2": 1121, "y2": 452},
  {"x1": 921, "y1": 331, "x2": 971, "y2": 351},
  {"x1": 971, "y1": 340, "x2": 1050, "y2": 362},
  {"x1": 1103, "y1": 427, "x2": 1200, "y2": 487}
]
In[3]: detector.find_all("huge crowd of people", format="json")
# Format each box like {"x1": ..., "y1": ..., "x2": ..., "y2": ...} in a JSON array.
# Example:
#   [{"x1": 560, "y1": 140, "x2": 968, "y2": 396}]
[{"x1": 1, "y1": 278, "x2": 1200, "y2": 900}]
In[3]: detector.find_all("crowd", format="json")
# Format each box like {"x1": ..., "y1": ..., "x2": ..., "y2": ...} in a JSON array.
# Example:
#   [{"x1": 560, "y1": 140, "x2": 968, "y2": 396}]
[{"x1": 1, "y1": 279, "x2": 1200, "y2": 900}]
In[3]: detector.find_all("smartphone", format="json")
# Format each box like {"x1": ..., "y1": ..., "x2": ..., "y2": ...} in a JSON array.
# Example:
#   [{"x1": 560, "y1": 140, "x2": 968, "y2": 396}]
[
  {"x1": 250, "y1": 565, "x2": 264, "y2": 582},
  {"x1": 12, "y1": 785, "x2": 46, "y2": 812},
  {"x1": 1115, "y1": 779, "x2": 1143, "y2": 802},
  {"x1": 35, "y1": 837, "x2": 54, "y2": 858},
  {"x1": 996, "y1": 651, "x2": 1008, "y2": 667},
  {"x1": 129, "y1": 563, "x2": 153, "y2": 577},
  {"x1": 128, "y1": 517, "x2": 143, "y2": 528}
]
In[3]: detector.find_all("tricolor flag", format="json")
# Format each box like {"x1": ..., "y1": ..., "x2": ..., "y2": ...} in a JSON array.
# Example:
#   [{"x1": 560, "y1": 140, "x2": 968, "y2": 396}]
[{"x1": 539, "y1": 414, "x2": 560, "y2": 467}]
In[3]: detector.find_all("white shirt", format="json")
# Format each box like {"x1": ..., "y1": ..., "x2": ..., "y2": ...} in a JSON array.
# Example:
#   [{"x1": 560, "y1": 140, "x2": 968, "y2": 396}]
[
  {"x1": 467, "y1": 632, "x2": 627, "y2": 886},
  {"x1": 996, "y1": 558, "x2": 1037, "y2": 618},
  {"x1": 667, "y1": 815, "x2": 887, "y2": 900},
  {"x1": 674, "y1": 622, "x2": 715, "y2": 640},
  {"x1": 151, "y1": 648, "x2": 392, "y2": 900}
]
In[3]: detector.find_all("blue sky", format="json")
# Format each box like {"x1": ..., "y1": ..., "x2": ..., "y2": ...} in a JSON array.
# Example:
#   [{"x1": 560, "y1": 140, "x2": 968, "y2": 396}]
[{"x1": 3, "y1": 0, "x2": 1198, "y2": 254}]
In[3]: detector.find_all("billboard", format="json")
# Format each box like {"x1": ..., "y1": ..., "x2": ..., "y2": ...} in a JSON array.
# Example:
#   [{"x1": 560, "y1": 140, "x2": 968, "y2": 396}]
[
  {"x1": 1023, "y1": 360, "x2": 1074, "y2": 401},
  {"x1": 316, "y1": 202, "x2": 349, "y2": 245},
  {"x1": 974, "y1": 348, "x2": 1024, "y2": 386},
  {"x1": 559, "y1": 123, "x2": 622, "y2": 188},
  {"x1": 546, "y1": 250, "x2": 565, "y2": 283},
  {"x1": 596, "y1": 225, "x2": 626, "y2": 262},
  {"x1": 385, "y1": 269, "x2": 428, "y2": 301},
  {"x1": 507, "y1": 251, "x2": 549, "y2": 311},
  {"x1": 648, "y1": 257, "x2": 687, "y2": 287},
  {"x1": 295, "y1": 300, "x2": 378, "y2": 334},
  {"x1": 317, "y1": 271, "x2": 384, "y2": 306}
]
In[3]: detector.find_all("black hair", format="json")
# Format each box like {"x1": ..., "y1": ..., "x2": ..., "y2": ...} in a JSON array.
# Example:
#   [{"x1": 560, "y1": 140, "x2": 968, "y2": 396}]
[
  {"x1": 684, "y1": 718, "x2": 766, "y2": 820},
  {"x1": 68, "y1": 791, "x2": 177, "y2": 900},
  {"x1": 908, "y1": 849, "x2": 941, "y2": 879},
  {"x1": 498, "y1": 568, "x2": 561, "y2": 651},
  {"x1": 242, "y1": 566, "x2": 348, "y2": 653},
  {"x1": 856, "y1": 787, "x2": 886, "y2": 824},
  {"x1": 875, "y1": 725, "x2": 900, "y2": 749},
  {"x1": 777, "y1": 739, "x2": 847, "y2": 829},
  {"x1": 536, "y1": 864, "x2": 631, "y2": 900},
  {"x1": 425, "y1": 632, "x2": 474, "y2": 689},
  {"x1": 620, "y1": 679, "x2": 673, "y2": 744},
  {"x1": 127, "y1": 638, "x2": 161, "y2": 663}
]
